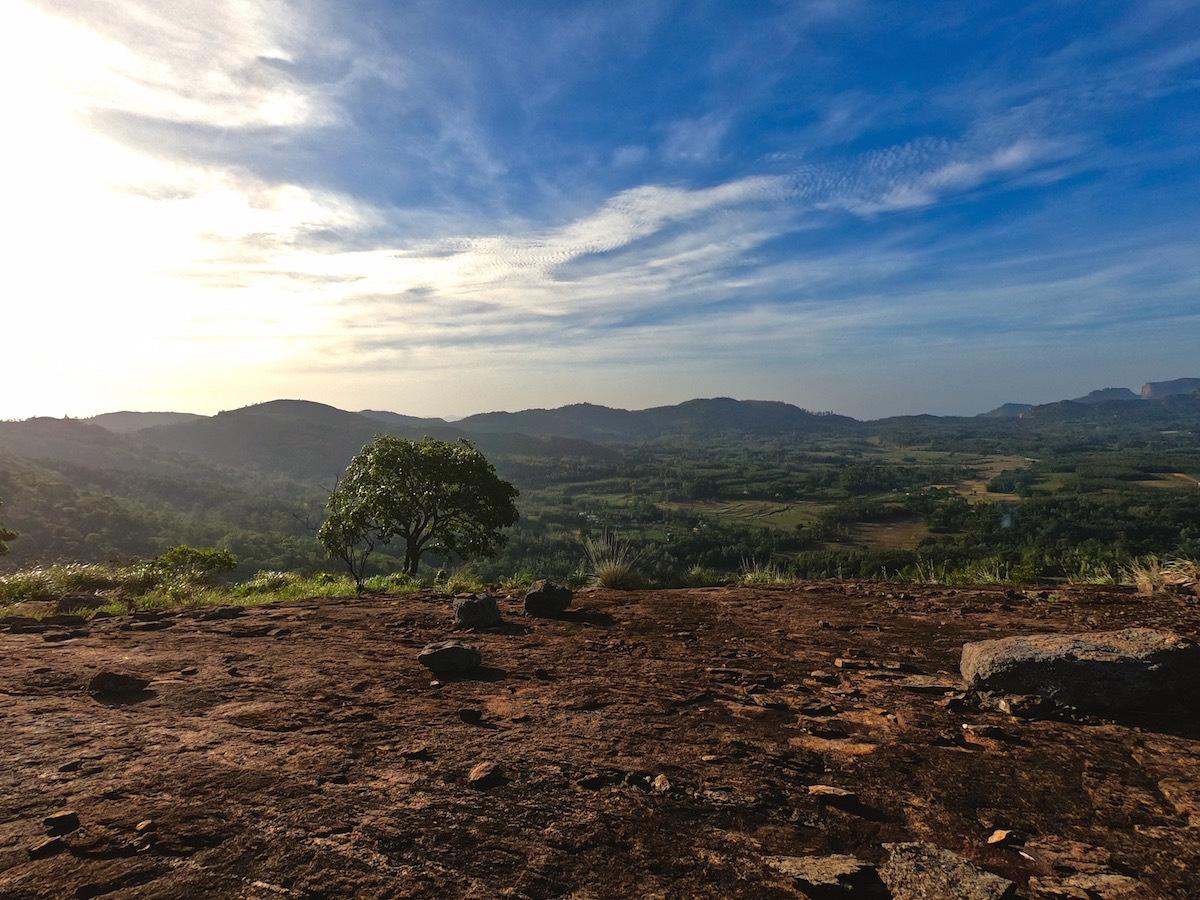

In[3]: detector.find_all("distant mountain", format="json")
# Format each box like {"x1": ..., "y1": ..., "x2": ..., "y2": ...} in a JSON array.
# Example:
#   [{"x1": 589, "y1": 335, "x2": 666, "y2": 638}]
[
  {"x1": 1142, "y1": 378, "x2": 1200, "y2": 400},
  {"x1": 978, "y1": 403, "x2": 1034, "y2": 419},
  {"x1": 87, "y1": 411, "x2": 207, "y2": 433},
  {"x1": 1070, "y1": 387, "x2": 1140, "y2": 404},
  {"x1": 458, "y1": 398, "x2": 857, "y2": 441}
]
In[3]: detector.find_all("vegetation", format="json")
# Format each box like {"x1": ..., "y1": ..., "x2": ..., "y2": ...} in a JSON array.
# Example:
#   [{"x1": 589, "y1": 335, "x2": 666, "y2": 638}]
[
  {"x1": 0, "y1": 499, "x2": 15, "y2": 556},
  {"x1": 4, "y1": 395, "x2": 1200, "y2": 593},
  {"x1": 582, "y1": 529, "x2": 643, "y2": 589},
  {"x1": 319, "y1": 437, "x2": 519, "y2": 588}
]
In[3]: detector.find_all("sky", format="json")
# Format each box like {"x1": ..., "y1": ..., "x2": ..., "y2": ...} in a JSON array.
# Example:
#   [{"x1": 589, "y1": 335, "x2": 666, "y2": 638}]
[{"x1": 3, "y1": 0, "x2": 1199, "y2": 420}]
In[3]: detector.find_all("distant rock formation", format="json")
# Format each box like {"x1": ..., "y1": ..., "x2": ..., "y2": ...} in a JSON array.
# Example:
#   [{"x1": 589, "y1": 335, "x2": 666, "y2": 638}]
[{"x1": 1142, "y1": 377, "x2": 1200, "y2": 400}]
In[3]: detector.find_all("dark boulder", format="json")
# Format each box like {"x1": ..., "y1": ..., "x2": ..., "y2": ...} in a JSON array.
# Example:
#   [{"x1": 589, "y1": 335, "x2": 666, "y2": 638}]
[
  {"x1": 524, "y1": 580, "x2": 573, "y2": 617},
  {"x1": 86, "y1": 671, "x2": 150, "y2": 698},
  {"x1": 418, "y1": 640, "x2": 481, "y2": 675},
  {"x1": 453, "y1": 593, "x2": 501, "y2": 628}
]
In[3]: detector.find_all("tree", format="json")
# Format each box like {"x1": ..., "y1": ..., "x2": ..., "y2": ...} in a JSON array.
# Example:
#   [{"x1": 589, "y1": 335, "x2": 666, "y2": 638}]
[
  {"x1": 0, "y1": 499, "x2": 16, "y2": 556},
  {"x1": 319, "y1": 437, "x2": 519, "y2": 588}
]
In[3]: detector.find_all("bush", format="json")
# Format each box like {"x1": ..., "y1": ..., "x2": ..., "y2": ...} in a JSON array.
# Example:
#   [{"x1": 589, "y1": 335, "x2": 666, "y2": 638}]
[{"x1": 234, "y1": 571, "x2": 298, "y2": 596}]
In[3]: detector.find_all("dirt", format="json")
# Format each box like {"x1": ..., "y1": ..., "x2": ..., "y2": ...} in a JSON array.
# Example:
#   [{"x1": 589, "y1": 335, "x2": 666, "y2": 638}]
[{"x1": 1, "y1": 583, "x2": 1198, "y2": 898}]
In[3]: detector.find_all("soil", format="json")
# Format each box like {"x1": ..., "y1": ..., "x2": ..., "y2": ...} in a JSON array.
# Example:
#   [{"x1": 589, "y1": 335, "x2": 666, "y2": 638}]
[{"x1": 1, "y1": 583, "x2": 1198, "y2": 898}]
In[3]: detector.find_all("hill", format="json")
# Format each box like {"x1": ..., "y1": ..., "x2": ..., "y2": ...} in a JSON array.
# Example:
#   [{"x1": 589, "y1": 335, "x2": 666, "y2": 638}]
[
  {"x1": 87, "y1": 411, "x2": 207, "y2": 433},
  {"x1": 458, "y1": 398, "x2": 858, "y2": 441},
  {"x1": 1069, "y1": 387, "x2": 1140, "y2": 404},
  {"x1": 977, "y1": 403, "x2": 1034, "y2": 419}
]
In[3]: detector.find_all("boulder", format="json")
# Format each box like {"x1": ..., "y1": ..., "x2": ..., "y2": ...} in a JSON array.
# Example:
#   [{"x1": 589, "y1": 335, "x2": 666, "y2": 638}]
[
  {"x1": 960, "y1": 628, "x2": 1200, "y2": 716},
  {"x1": 524, "y1": 580, "x2": 572, "y2": 616},
  {"x1": 879, "y1": 843, "x2": 1013, "y2": 900},
  {"x1": 765, "y1": 854, "x2": 885, "y2": 897},
  {"x1": 86, "y1": 671, "x2": 150, "y2": 698},
  {"x1": 453, "y1": 593, "x2": 501, "y2": 628},
  {"x1": 417, "y1": 640, "x2": 481, "y2": 675}
]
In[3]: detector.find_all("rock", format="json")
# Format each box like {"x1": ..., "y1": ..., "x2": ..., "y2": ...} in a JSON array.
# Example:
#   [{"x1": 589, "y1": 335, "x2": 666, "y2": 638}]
[
  {"x1": 417, "y1": 640, "x2": 481, "y2": 675},
  {"x1": 524, "y1": 580, "x2": 573, "y2": 616},
  {"x1": 197, "y1": 606, "x2": 244, "y2": 621},
  {"x1": 458, "y1": 707, "x2": 484, "y2": 725},
  {"x1": 86, "y1": 671, "x2": 150, "y2": 698},
  {"x1": 879, "y1": 842, "x2": 1014, "y2": 900},
  {"x1": 986, "y1": 829, "x2": 1016, "y2": 846},
  {"x1": 765, "y1": 854, "x2": 885, "y2": 897},
  {"x1": 453, "y1": 593, "x2": 501, "y2": 628},
  {"x1": 651, "y1": 774, "x2": 671, "y2": 793},
  {"x1": 134, "y1": 819, "x2": 155, "y2": 834},
  {"x1": 808, "y1": 784, "x2": 856, "y2": 801},
  {"x1": 1028, "y1": 873, "x2": 1141, "y2": 898},
  {"x1": 43, "y1": 810, "x2": 81, "y2": 834},
  {"x1": 960, "y1": 629, "x2": 1200, "y2": 716},
  {"x1": 467, "y1": 761, "x2": 503, "y2": 787},
  {"x1": 27, "y1": 836, "x2": 65, "y2": 859}
]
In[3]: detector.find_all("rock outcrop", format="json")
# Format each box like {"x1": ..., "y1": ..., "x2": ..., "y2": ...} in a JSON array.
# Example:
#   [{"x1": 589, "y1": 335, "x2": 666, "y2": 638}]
[
  {"x1": 960, "y1": 628, "x2": 1200, "y2": 715},
  {"x1": 879, "y1": 842, "x2": 1013, "y2": 899},
  {"x1": 1142, "y1": 377, "x2": 1200, "y2": 399}
]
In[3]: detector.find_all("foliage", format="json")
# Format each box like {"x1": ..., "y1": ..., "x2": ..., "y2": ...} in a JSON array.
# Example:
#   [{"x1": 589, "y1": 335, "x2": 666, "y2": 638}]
[
  {"x1": 0, "y1": 499, "x2": 15, "y2": 556},
  {"x1": 319, "y1": 437, "x2": 519, "y2": 588}
]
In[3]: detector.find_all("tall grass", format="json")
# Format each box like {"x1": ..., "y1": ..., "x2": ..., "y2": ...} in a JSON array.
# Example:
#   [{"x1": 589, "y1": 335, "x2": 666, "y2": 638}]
[
  {"x1": 737, "y1": 558, "x2": 791, "y2": 586},
  {"x1": 1126, "y1": 556, "x2": 1199, "y2": 595},
  {"x1": 582, "y1": 529, "x2": 643, "y2": 589}
]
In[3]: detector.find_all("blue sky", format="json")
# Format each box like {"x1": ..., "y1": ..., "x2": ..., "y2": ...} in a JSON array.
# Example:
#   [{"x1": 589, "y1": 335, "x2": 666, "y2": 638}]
[{"x1": 4, "y1": 0, "x2": 1200, "y2": 419}]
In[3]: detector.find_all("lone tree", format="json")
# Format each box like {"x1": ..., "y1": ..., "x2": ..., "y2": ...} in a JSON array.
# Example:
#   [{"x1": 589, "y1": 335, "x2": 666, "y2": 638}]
[
  {"x1": 318, "y1": 437, "x2": 519, "y2": 589},
  {"x1": 0, "y1": 500, "x2": 15, "y2": 556}
]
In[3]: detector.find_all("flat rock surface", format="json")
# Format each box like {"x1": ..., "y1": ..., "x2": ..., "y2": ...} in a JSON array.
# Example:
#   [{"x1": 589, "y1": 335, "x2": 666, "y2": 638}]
[{"x1": 1, "y1": 583, "x2": 1198, "y2": 898}]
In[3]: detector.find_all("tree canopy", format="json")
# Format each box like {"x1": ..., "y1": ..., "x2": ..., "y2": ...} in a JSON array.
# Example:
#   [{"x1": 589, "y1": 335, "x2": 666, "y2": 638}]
[{"x1": 319, "y1": 437, "x2": 519, "y2": 587}]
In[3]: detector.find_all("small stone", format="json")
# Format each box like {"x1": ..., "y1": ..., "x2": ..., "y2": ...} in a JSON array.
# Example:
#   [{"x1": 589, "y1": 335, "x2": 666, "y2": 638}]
[
  {"x1": 880, "y1": 842, "x2": 1014, "y2": 900},
  {"x1": 134, "y1": 819, "x2": 155, "y2": 834},
  {"x1": 651, "y1": 774, "x2": 671, "y2": 793},
  {"x1": 467, "y1": 761, "x2": 503, "y2": 787},
  {"x1": 400, "y1": 745, "x2": 433, "y2": 760},
  {"x1": 986, "y1": 829, "x2": 1016, "y2": 846},
  {"x1": 808, "y1": 784, "x2": 855, "y2": 801},
  {"x1": 43, "y1": 810, "x2": 80, "y2": 835},
  {"x1": 28, "y1": 836, "x2": 65, "y2": 859},
  {"x1": 179, "y1": 666, "x2": 199, "y2": 676},
  {"x1": 524, "y1": 580, "x2": 573, "y2": 616},
  {"x1": 453, "y1": 593, "x2": 502, "y2": 628},
  {"x1": 86, "y1": 670, "x2": 150, "y2": 698},
  {"x1": 417, "y1": 640, "x2": 481, "y2": 675}
]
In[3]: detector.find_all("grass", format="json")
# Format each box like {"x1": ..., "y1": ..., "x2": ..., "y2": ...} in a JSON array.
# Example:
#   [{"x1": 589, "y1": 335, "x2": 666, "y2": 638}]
[
  {"x1": 1126, "y1": 556, "x2": 1200, "y2": 595},
  {"x1": 737, "y1": 558, "x2": 793, "y2": 586},
  {"x1": 582, "y1": 529, "x2": 644, "y2": 589}
]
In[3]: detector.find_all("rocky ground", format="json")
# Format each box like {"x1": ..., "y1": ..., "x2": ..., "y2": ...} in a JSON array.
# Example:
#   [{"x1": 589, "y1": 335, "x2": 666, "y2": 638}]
[{"x1": 1, "y1": 582, "x2": 1198, "y2": 898}]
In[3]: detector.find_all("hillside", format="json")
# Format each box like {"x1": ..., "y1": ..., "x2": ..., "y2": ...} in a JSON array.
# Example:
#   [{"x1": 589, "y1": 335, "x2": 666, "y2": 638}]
[{"x1": 2, "y1": 583, "x2": 1197, "y2": 897}]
